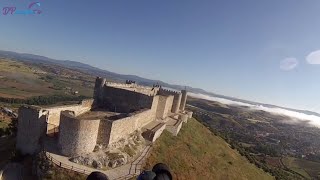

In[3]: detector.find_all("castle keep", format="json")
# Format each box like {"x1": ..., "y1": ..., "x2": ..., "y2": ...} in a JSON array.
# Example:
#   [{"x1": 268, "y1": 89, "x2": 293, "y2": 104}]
[{"x1": 16, "y1": 77, "x2": 192, "y2": 156}]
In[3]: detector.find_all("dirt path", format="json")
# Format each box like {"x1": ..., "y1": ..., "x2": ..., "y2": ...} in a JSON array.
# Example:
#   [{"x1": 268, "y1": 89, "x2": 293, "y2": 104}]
[
  {"x1": 1, "y1": 163, "x2": 23, "y2": 180},
  {"x1": 46, "y1": 145, "x2": 152, "y2": 180}
]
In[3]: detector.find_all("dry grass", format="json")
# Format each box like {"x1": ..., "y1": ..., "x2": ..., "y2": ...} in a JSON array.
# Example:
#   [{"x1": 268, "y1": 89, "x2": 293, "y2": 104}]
[
  {"x1": 0, "y1": 58, "x2": 94, "y2": 99},
  {"x1": 0, "y1": 59, "x2": 54, "y2": 98},
  {"x1": 144, "y1": 118, "x2": 274, "y2": 180},
  {"x1": 282, "y1": 157, "x2": 319, "y2": 179}
]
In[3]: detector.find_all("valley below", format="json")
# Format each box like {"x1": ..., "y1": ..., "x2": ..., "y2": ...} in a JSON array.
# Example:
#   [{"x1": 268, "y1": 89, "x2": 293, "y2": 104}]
[
  {"x1": 0, "y1": 57, "x2": 320, "y2": 179},
  {"x1": 187, "y1": 97, "x2": 320, "y2": 179}
]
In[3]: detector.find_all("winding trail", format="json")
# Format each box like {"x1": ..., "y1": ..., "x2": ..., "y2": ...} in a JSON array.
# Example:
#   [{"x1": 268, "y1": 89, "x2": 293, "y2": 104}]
[
  {"x1": 46, "y1": 145, "x2": 152, "y2": 180},
  {"x1": 1, "y1": 163, "x2": 23, "y2": 180}
]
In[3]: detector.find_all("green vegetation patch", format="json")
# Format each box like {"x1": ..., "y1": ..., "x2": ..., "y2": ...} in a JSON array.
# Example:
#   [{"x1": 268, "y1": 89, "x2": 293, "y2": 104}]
[
  {"x1": 0, "y1": 59, "x2": 34, "y2": 73},
  {"x1": 144, "y1": 118, "x2": 274, "y2": 180},
  {"x1": 0, "y1": 120, "x2": 9, "y2": 129},
  {"x1": 282, "y1": 157, "x2": 320, "y2": 179}
]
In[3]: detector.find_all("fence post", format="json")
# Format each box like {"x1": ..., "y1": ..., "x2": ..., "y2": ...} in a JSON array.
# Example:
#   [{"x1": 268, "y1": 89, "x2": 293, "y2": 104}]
[{"x1": 59, "y1": 162, "x2": 61, "y2": 167}]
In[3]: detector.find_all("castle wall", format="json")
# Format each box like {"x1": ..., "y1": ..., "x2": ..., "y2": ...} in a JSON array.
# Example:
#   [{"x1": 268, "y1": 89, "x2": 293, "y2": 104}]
[
  {"x1": 135, "y1": 109, "x2": 157, "y2": 129},
  {"x1": 151, "y1": 95, "x2": 159, "y2": 112},
  {"x1": 94, "y1": 77, "x2": 106, "y2": 106},
  {"x1": 156, "y1": 95, "x2": 174, "y2": 119},
  {"x1": 16, "y1": 76, "x2": 192, "y2": 155},
  {"x1": 186, "y1": 111, "x2": 193, "y2": 118},
  {"x1": 142, "y1": 123, "x2": 166, "y2": 142},
  {"x1": 165, "y1": 96, "x2": 174, "y2": 116},
  {"x1": 45, "y1": 99, "x2": 93, "y2": 133},
  {"x1": 99, "y1": 86, "x2": 154, "y2": 113},
  {"x1": 179, "y1": 114, "x2": 189, "y2": 123},
  {"x1": 107, "y1": 109, "x2": 156, "y2": 144},
  {"x1": 166, "y1": 118, "x2": 184, "y2": 136},
  {"x1": 172, "y1": 120, "x2": 183, "y2": 136},
  {"x1": 171, "y1": 93, "x2": 182, "y2": 113},
  {"x1": 58, "y1": 111, "x2": 100, "y2": 156},
  {"x1": 158, "y1": 89, "x2": 182, "y2": 113},
  {"x1": 105, "y1": 82, "x2": 159, "y2": 96},
  {"x1": 16, "y1": 106, "x2": 47, "y2": 155},
  {"x1": 180, "y1": 90, "x2": 187, "y2": 111},
  {"x1": 96, "y1": 120, "x2": 113, "y2": 145}
]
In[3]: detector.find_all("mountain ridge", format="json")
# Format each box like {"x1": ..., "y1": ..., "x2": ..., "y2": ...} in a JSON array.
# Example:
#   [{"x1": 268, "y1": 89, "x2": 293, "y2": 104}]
[{"x1": 0, "y1": 50, "x2": 318, "y2": 117}]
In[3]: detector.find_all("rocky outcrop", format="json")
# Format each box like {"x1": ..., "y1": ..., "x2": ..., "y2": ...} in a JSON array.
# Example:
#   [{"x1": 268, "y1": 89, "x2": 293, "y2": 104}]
[
  {"x1": 70, "y1": 152, "x2": 128, "y2": 169},
  {"x1": 69, "y1": 131, "x2": 144, "y2": 169}
]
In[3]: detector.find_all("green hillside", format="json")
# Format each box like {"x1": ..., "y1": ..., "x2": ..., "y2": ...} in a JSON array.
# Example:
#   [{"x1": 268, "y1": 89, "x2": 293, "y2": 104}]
[{"x1": 144, "y1": 118, "x2": 274, "y2": 180}]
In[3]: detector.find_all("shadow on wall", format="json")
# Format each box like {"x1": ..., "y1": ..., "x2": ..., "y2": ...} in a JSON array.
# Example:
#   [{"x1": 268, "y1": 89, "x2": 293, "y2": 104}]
[{"x1": 108, "y1": 114, "x2": 130, "y2": 120}]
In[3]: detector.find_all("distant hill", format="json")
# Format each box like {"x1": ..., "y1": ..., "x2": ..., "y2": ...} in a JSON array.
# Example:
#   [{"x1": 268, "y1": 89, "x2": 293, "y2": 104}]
[
  {"x1": 0, "y1": 50, "x2": 318, "y2": 117},
  {"x1": 144, "y1": 118, "x2": 274, "y2": 179},
  {"x1": 0, "y1": 50, "x2": 208, "y2": 93}
]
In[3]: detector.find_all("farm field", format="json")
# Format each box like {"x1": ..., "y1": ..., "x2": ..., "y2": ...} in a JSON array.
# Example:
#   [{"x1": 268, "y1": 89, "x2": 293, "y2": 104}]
[
  {"x1": 0, "y1": 58, "x2": 94, "y2": 99},
  {"x1": 282, "y1": 157, "x2": 320, "y2": 179}
]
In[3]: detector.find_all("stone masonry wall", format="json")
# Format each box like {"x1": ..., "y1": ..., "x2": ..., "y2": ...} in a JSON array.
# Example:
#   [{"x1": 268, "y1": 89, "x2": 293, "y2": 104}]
[
  {"x1": 100, "y1": 86, "x2": 154, "y2": 113},
  {"x1": 180, "y1": 90, "x2": 187, "y2": 111},
  {"x1": 16, "y1": 106, "x2": 47, "y2": 155},
  {"x1": 96, "y1": 120, "x2": 113, "y2": 145},
  {"x1": 171, "y1": 93, "x2": 182, "y2": 113},
  {"x1": 98, "y1": 96, "x2": 160, "y2": 146},
  {"x1": 165, "y1": 96, "x2": 174, "y2": 116},
  {"x1": 158, "y1": 89, "x2": 182, "y2": 113},
  {"x1": 107, "y1": 109, "x2": 156, "y2": 144},
  {"x1": 45, "y1": 99, "x2": 93, "y2": 133},
  {"x1": 58, "y1": 111, "x2": 100, "y2": 156},
  {"x1": 105, "y1": 82, "x2": 159, "y2": 96},
  {"x1": 156, "y1": 95, "x2": 174, "y2": 119}
]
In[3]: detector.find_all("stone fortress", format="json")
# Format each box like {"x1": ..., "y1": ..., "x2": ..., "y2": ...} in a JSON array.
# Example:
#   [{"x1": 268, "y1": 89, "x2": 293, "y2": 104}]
[{"x1": 16, "y1": 77, "x2": 193, "y2": 158}]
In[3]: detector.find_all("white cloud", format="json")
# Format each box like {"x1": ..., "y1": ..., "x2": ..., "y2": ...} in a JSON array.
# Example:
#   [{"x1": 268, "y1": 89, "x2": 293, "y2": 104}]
[
  {"x1": 189, "y1": 92, "x2": 320, "y2": 128},
  {"x1": 306, "y1": 50, "x2": 320, "y2": 64},
  {"x1": 280, "y1": 57, "x2": 298, "y2": 70}
]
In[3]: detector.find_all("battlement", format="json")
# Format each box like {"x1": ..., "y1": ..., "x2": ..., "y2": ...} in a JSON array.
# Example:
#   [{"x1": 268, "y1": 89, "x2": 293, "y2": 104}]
[
  {"x1": 125, "y1": 80, "x2": 136, "y2": 84},
  {"x1": 105, "y1": 81, "x2": 150, "y2": 89},
  {"x1": 20, "y1": 105, "x2": 42, "y2": 111},
  {"x1": 104, "y1": 81, "x2": 159, "y2": 96},
  {"x1": 16, "y1": 76, "x2": 192, "y2": 157},
  {"x1": 158, "y1": 88, "x2": 181, "y2": 96}
]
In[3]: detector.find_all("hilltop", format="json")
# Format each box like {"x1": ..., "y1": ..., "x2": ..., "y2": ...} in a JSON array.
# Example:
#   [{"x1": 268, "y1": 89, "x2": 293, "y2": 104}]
[
  {"x1": 144, "y1": 118, "x2": 274, "y2": 180},
  {"x1": 1, "y1": 50, "x2": 317, "y2": 116}
]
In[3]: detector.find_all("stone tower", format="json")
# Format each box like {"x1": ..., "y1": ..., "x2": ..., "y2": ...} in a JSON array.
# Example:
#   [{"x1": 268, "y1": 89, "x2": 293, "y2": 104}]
[
  {"x1": 93, "y1": 77, "x2": 106, "y2": 107},
  {"x1": 171, "y1": 93, "x2": 182, "y2": 113},
  {"x1": 180, "y1": 89, "x2": 187, "y2": 111}
]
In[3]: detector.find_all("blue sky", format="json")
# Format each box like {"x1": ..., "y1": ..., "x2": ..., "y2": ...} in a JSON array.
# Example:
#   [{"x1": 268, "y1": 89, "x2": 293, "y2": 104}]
[{"x1": 1, "y1": 0, "x2": 320, "y2": 112}]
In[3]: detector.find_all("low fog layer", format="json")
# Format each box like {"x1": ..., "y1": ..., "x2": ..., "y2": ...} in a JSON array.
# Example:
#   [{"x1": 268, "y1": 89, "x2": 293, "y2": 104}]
[{"x1": 189, "y1": 92, "x2": 320, "y2": 128}]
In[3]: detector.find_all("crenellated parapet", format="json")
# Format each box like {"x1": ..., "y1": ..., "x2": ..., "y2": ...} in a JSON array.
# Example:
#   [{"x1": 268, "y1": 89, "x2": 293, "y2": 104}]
[
  {"x1": 105, "y1": 81, "x2": 159, "y2": 96},
  {"x1": 158, "y1": 88, "x2": 182, "y2": 113},
  {"x1": 158, "y1": 88, "x2": 181, "y2": 96},
  {"x1": 125, "y1": 80, "x2": 136, "y2": 84}
]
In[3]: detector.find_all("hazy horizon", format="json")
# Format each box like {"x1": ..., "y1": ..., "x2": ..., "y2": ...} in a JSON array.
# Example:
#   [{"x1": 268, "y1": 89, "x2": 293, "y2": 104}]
[
  {"x1": 189, "y1": 92, "x2": 320, "y2": 127},
  {"x1": 1, "y1": 0, "x2": 320, "y2": 113}
]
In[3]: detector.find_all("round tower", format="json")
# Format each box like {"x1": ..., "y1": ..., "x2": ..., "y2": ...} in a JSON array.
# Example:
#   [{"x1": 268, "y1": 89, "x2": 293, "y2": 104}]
[
  {"x1": 58, "y1": 111, "x2": 100, "y2": 156},
  {"x1": 179, "y1": 90, "x2": 187, "y2": 111}
]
